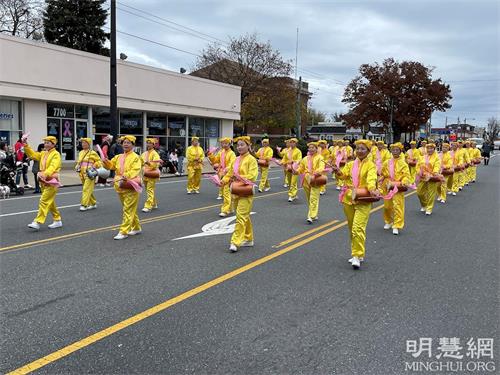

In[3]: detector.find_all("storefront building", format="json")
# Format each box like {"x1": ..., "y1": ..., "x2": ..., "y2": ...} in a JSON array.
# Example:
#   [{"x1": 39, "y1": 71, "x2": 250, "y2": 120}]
[{"x1": 0, "y1": 34, "x2": 241, "y2": 161}]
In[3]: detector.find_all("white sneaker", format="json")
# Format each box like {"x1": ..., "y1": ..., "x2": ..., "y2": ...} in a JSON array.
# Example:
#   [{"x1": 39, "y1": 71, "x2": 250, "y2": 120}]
[
  {"x1": 440, "y1": 199, "x2": 446, "y2": 203},
  {"x1": 452, "y1": 192, "x2": 457, "y2": 196},
  {"x1": 28, "y1": 221, "x2": 40, "y2": 230},
  {"x1": 258, "y1": 189, "x2": 263, "y2": 193},
  {"x1": 459, "y1": 187, "x2": 463, "y2": 191},
  {"x1": 264, "y1": 187, "x2": 271, "y2": 192},
  {"x1": 216, "y1": 195, "x2": 223, "y2": 200},
  {"x1": 97, "y1": 183, "x2": 104, "y2": 187},
  {"x1": 420, "y1": 207, "x2": 426, "y2": 212},
  {"x1": 312, "y1": 216, "x2": 318, "y2": 221},
  {"x1": 283, "y1": 184, "x2": 288, "y2": 188},
  {"x1": 447, "y1": 192, "x2": 452, "y2": 195},
  {"x1": 88, "y1": 205, "x2": 97, "y2": 210},
  {"x1": 219, "y1": 212, "x2": 228, "y2": 217},
  {"x1": 392, "y1": 228, "x2": 399, "y2": 235},
  {"x1": 383, "y1": 223, "x2": 392, "y2": 230},
  {"x1": 307, "y1": 217, "x2": 313, "y2": 224},
  {"x1": 229, "y1": 244, "x2": 238, "y2": 252},
  {"x1": 114, "y1": 232, "x2": 128, "y2": 240},
  {"x1": 240, "y1": 241, "x2": 254, "y2": 247},
  {"x1": 142, "y1": 208, "x2": 151, "y2": 213},
  {"x1": 105, "y1": 183, "x2": 112, "y2": 187},
  {"x1": 348, "y1": 257, "x2": 364, "y2": 263},
  {"x1": 336, "y1": 186, "x2": 341, "y2": 191},
  {"x1": 25, "y1": 184, "x2": 33, "y2": 189},
  {"x1": 175, "y1": 172, "x2": 180, "y2": 176},
  {"x1": 128, "y1": 229, "x2": 142, "y2": 236},
  {"x1": 425, "y1": 211, "x2": 432, "y2": 216},
  {"x1": 351, "y1": 256, "x2": 361, "y2": 269},
  {"x1": 187, "y1": 190, "x2": 192, "y2": 194},
  {"x1": 194, "y1": 190, "x2": 200, "y2": 194},
  {"x1": 288, "y1": 197, "x2": 293, "y2": 202},
  {"x1": 48, "y1": 221, "x2": 63, "y2": 229},
  {"x1": 320, "y1": 191, "x2": 325, "y2": 195},
  {"x1": 79, "y1": 205, "x2": 88, "y2": 211}
]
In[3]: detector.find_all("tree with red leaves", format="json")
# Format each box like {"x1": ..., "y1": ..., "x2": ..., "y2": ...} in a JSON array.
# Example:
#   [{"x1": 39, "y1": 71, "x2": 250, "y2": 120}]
[{"x1": 342, "y1": 58, "x2": 452, "y2": 141}]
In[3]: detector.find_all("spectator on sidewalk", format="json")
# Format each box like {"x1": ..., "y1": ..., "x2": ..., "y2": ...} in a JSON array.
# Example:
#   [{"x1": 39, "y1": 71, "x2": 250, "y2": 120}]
[
  {"x1": 169, "y1": 150, "x2": 180, "y2": 175},
  {"x1": 482, "y1": 141, "x2": 492, "y2": 165},
  {"x1": 15, "y1": 135, "x2": 32, "y2": 189},
  {"x1": 31, "y1": 143, "x2": 44, "y2": 194},
  {"x1": 175, "y1": 141, "x2": 185, "y2": 175}
]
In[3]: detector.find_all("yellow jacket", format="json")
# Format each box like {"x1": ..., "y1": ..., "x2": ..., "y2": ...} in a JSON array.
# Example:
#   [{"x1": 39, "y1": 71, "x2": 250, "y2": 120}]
[
  {"x1": 222, "y1": 152, "x2": 258, "y2": 184},
  {"x1": 24, "y1": 144, "x2": 61, "y2": 179},
  {"x1": 186, "y1": 145, "x2": 204, "y2": 170},
  {"x1": 320, "y1": 148, "x2": 331, "y2": 163},
  {"x1": 471, "y1": 148, "x2": 481, "y2": 160},
  {"x1": 450, "y1": 149, "x2": 462, "y2": 167},
  {"x1": 141, "y1": 149, "x2": 161, "y2": 181},
  {"x1": 215, "y1": 148, "x2": 236, "y2": 175},
  {"x1": 439, "y1": 151, "x2": 453, "y2": 171},
  {"x1": 279, "y1": 148, "x2": 288, "y2": 159},
  {"x1": 297, "y1": 153, "x2": 325, "y2": 183},
  {"x1": 282, "y1": 147, "x2": 303, "y2": 165},
  {"x1": 256, "y1": 146, "x2": 273, "y2": 161},
  {"x1": 103, "y1": 150, "x2": 142, "y2": 193},
  {"x1": 371, "y1": 148, "x2": 391, "y2": 165},
  {"x1": 343, "y1": 145, "x2": 354, "y2": 159},
  {"x1": 459, "y1": 148, "x2": 471, "y2": 165},
  {"x1": 405, "y1": 148, "x2": 422, "y2": 163},
  {"x1": 76, "y1": 149, "x2": 102, "y2": 179},
  {"x1": 381, "y1": 156, "x2": 411, "y2": 185},
  {"x1": 337, "y1": 157, "x2": 378, "y2": 205},
  {"x1": 417, "y1": 152, "x2": 441, "y2": 176}
]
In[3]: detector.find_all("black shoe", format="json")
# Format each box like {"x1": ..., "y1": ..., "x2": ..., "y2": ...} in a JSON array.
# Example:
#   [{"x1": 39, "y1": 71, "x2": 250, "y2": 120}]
[{"x1": 32, "y1": 190, "x2": 40, "y2": 194}]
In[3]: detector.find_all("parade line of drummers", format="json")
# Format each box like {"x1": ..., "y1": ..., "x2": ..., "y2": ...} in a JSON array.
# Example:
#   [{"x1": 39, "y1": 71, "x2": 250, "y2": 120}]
[{"x1": 23, "y1": 133, "x2": 482, "y2": 269}]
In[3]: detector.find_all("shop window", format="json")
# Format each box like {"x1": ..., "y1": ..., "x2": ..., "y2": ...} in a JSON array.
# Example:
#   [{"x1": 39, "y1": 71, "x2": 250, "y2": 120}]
[
  {"x1": 93, "y1": 107, "x2": 111, "y2": 134},
  {"x1": 188, "y1": 117, "x2": 204, "y2": 138},
  {"x1": 120, "y1": 111, "x2": 143, "y2": 135},
  {"x1": 47, "y1": 102, "x2": 74, "y2": 118},
  {"x1": 168, "y1": 116, "x2": 186, "y2": 137},
  {"x1": 147, "y1": 113, "x2": 167, "y2": 136}
]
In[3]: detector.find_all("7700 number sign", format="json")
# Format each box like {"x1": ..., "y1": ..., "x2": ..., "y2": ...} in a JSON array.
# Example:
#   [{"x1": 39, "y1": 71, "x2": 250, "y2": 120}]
[{"x1": 53, "y1": 107, "x2": 67, "y2": 117}]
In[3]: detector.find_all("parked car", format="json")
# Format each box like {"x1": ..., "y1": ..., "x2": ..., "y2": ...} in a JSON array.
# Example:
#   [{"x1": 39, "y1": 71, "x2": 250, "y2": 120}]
[{"x1": 494, "y1": 140, "x2": 500, "y2": 150}]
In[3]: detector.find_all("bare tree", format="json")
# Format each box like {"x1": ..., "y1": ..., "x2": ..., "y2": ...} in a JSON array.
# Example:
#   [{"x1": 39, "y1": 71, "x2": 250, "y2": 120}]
[
  {"x1": 1, "y1": 0, "x2": 44, "y2": 40},
  {"x1": 486, "y1": 117, "x2": 499, "y2": 143}
]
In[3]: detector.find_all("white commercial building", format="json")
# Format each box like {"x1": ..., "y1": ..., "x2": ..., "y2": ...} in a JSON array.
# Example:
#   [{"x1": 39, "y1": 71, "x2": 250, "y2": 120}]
[{"x1": 0, "y1": 34, "x2": 241, "y2": 161}]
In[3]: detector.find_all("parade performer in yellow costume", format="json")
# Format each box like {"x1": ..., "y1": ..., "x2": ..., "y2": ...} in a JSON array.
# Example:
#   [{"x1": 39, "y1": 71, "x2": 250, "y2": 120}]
[
  {"x1": 469, "y1": 141, "x2": 481, "y2": 183},
  {"x1": 256, "y1": 138, "x2": 273, "y2": 192},
  {"x1": 464, "y1": 141, "x2": 474, "y2": 185},
  {"x1": 456, "y1": 141, "x2": 468, "y2": 190},
  {"x1": 438, "y1": 142, "x2": 453, "y2": 203},
  {"x1": 103, "y1": 135, "x2": 143, "y2": 240},
  {"x1": 416, "y1": 143, "x2": 442, "y2": 215},
  {"x1": 343, "y1": 140, "x2": 354, "y2": 161},
  {"x1": 317, "y1": 140, "x2": 330, "y2": 195},
  {"x1": 449, "y1": 141, "x2": 462, "y2": 196},
  {"x1": 333, "y1": 139, "x2": 380, "y2": 269},
  {"x1": 371, "y1": 141, "x2": 391, "y2": 177},
  {"x1": 381, "y1": 142, "x2": 411, "y2": 235},
  {"x1": 405, "y1": 141, "x2": 422, "y2": 183},
  {"x1": 281, "y1": 138, "x2": 303, "y2": 202},
  {"x1": 76, "y1": 138, "x2": 102, "y2": 211},
  {"x1": 278, "y1": 139, "x2": 291, "y2": 187},
  {"x1": 418, "y1": 140, "x2": 428, "y2": 157},
  {"x1": 186, "y1": 137, "x2": 204, "y2": 194},
  {"x1": 215, "y1": 137, "x2": 236, "y2": 217},
  {"x1": 296, "y1": 141, "x2": 325, "y2": 223},
  {"x1": 141, "y1": 138, "x2": 161, "y2": 212},
  {"x1": 221, "y1": 136, "x2": 258, "y2": 253},
  {"x1": 25, "y1": 136, "x2": 63, "y2": 230},
  {"x1": 332, "y1": 140, "x2": 347, "y2": 190}
]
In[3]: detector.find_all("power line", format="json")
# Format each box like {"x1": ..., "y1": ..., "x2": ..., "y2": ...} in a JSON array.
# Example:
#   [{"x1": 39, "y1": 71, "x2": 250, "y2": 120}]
[
  {"x1": 118, "y1": 1, "x2": 228, "y2": 45},
  {"x1": 116, "y1": 6, "x2": 225, "y2": 45},
  {"x1": 103, "y1": 26, "x2": 202, "y2": 57}
]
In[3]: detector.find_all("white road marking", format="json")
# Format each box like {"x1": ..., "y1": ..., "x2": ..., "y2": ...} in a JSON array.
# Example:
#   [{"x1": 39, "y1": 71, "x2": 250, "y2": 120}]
[
  {"x1": 172, "y1": 212, "x2": 256, "y2": 240},
  {"x1": 0, "y1": 203, "x2": 82, "y2": 218}
]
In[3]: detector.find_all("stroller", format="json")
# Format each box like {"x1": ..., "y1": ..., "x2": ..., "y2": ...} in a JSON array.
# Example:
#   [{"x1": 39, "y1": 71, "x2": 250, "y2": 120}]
[{"x1": 0, "y1": 159, "x2": 25, "y2": 196}]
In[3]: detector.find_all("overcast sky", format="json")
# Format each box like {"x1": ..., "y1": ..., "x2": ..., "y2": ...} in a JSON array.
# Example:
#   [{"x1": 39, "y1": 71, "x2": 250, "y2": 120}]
[{"x1": 112, "y1": 0, "x2": 499, "y2": 128}]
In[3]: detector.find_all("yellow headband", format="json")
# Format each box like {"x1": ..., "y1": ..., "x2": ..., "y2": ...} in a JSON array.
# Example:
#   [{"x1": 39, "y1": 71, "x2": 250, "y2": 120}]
[
  {"x1": 261, "y1": 138, "x2": 269, "y2": 144},
  {"x1": 355, "y1": 139, "x2": 372, "y2": 149},
  {"x1": 410, "y1": 141, "x2": 417, "y2": 145},
  {"x1": 318, "y1": 140, "x2": 327, "y2": 145},
  {"x1": 426, "y1": 143, "x2": 436, "y2": 148},
  {"x1": 442, "y1": 143, "x2": 450, "y2": 147},
  {"x1": 219, "y1": 137, "x2": 232, "y2": 144},
  {"x1": 121, "y1": 135, "x2": 136, "y2": 144},
  {"x1": 43, "y1": 136, "x2": 58, "y2": 144},
  {"x1": 80, "y1": 137, "x2": 92, "y2": 145},
  {"x1": 376, "y1": 140, "x2": 384, "y2": 145},
  {"x1": 235, "y1": 136, "x2": 251, "y2": 145},
  {"x1": 288, "y1": 138, "x2": 298, "y2": 143},
  {"x1": 146, "y1": 138, "x2": 158, "y2": 144},
  {"x1": 307, "y1": 141, "x2": 319, "y2": 147},
  {"x1": 390, "y1": 142, "x2": 404, "y2": 150}
]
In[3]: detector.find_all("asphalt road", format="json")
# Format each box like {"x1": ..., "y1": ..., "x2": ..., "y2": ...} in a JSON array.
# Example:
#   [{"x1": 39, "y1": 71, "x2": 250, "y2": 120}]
[{"x1": 1, "y1": 162, "x2": 499, "y2": 375}]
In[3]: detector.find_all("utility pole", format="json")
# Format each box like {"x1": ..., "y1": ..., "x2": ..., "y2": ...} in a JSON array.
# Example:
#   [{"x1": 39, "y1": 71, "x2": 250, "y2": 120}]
[
  {"x1": 388, "y1": 97, "x2": 394, "y2": 143},
  {"x1": 296, "y1": 76, "x2": 302, "y2": 138},
  {"x1": 110, "y1": 0, "x2": 118, "y2": 138}
]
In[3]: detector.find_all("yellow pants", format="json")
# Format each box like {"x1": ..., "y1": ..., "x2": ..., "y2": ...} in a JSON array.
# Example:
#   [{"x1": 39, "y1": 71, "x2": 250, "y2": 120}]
[
  {"x1": 220, "y1": 183, "x2": 233, "y2": 214},
  {"x1": 417, "y1": 181, "x2": 439, "y2": 213},
  {"x1": 383, "y1": 192, "x2": 405, "y2": 229},
  {"x1": 343, "y1": 202, "x2": 372, "y2": 258},
  {"x1": 80, "y1": 175, "x2": 97, "y2": 207},
  {"x1": 144, "y1": 179, "x2": 157, "y2": 209},
  {"x1": 466, "y1": 166, "x2": 474, "y2": 183},
  {"x1": 470, "y1": 166, "x2": 477, "y2": 182},
  {"x1": 231, "y1": 195, "x2": 254, "y2": 246},
  {"x1": 187, "y1": 166, "x2": 202, "y2": 191},
  {"x1": 303, "y1": 182, "x2": 320, "y2": 219},
  {"x1": 259, "y1": 167, "x2": 271, "y2": 191},
  {"x1": 35, "y1": 184, "x2": 61, "y2": 224},
  {"x1": 320, "y1": 179, "x2": 326, "y2": 194},
  {"x1": 284, "y1": 170, "x2": 292, "y2": 186},
  {"x1": 451, "y1": 172, "x2": 460, "y2": 193},
  {"x1": 218, "y1": 186, "x2": 223, "y2": 197},
  {"x1": 288, "y1": 174, "x2": 298, "y2": 198},
  {"x1": 118, "y1": 191, "x2": 141, "y2": 234},
  {"x1": 439, "y1": 175, "x2": 452, "y2": 201},
  {"x1": 458, "y1": 170, "x2": 466, "y2": 188},
  {"x1": 409, "y1": 165, "x2": 418, "y2": 184}
]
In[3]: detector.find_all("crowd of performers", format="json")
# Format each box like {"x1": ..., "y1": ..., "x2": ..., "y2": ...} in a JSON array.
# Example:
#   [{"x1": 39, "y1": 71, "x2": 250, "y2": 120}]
[{"x1": 23, "y1": 134, "x2": 483, "y2": 268}]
